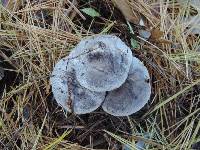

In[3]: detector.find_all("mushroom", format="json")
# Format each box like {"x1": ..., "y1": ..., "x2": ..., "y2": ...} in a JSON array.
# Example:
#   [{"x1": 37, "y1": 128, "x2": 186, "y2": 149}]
[
  {"x1": 70, "y1": 35, "x2": 132, "y2": 92},
  {"x1": 50, "y1": 57, "x2": 105, "y2": 114},
  {"x1": 50, "y1": 35, "x2": 151, "y2": 116},
  {"x1": 102, "y1": 56, "x2": 151, "y2": 116}
]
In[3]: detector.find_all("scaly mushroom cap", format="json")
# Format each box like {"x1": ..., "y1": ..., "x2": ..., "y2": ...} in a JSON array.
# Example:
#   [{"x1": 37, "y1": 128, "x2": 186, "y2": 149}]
[
  {"x1": 70, "y1": 35, "x2": 132, "y2": 92},
  {"x1": 102, "y1": 56, "x2": 151, "y2": 116},
  {"x1": 50, "y1": 57, "x2": 105, "y2": 114}
]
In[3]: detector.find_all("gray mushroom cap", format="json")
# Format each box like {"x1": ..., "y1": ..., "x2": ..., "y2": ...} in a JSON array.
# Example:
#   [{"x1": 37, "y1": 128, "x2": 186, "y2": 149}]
[
  {"x1": 50, "y1": 57, "x2": 105, "y2": 114},
  {"x1": 70, "y1": 35, "x2": 132, "y2": 92},
  {"x1": 102, "y1": 56, "x2": 151, "y2": 116}
]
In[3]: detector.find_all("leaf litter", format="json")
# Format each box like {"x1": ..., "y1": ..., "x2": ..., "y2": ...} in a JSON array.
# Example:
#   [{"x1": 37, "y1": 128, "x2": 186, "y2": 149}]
[{"x1": 0, "y1": 0, "x2": 199, "y2": 149}]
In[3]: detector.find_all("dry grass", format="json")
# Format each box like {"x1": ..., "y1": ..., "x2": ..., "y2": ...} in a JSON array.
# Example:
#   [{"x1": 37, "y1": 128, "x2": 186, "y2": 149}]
[{"x1": 0, "y1": 0, "x2": 199, "y2": 149}]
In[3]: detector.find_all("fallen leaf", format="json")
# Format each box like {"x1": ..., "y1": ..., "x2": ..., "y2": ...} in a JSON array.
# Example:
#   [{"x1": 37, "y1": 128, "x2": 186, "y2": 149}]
[
  {"x1": 81, "y1": 8, "x2": 100, "y2": 17},
  {"x1": 184, "y1": 15, "x2": 200, "y2": 35},
  {"x1": 131, "y1": 38, "x2": 139, "y2": 49},
  {"x1": 157, "y1": 39, "x2": 172, "y2": 44},
  {"x1": 177, "y1": 0, "x2": 200, "y2": 35},
  {"x1": 149, "y1": 28, "x2": 172, "y2": 44},
  {"x1": 112, "y1": 0, "x2": 140, "y2": 24},
  {"x1": 150, "y1": 28, "x2": 164, "y2": 40},
  {"x1": 138, "y1": 29, "x2": 151, "y2": 39}
]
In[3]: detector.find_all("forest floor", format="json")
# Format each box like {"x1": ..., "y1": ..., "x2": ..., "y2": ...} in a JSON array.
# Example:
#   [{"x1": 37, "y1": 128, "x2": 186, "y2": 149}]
[{"x1": 0, "y1": 0, "x2": 199, "y2": 149}]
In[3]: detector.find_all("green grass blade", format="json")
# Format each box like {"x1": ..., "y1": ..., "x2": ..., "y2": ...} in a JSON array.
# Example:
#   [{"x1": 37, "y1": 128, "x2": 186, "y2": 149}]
[
  {"x1": 149, "y1": 78, "x2": 200, "y2": 114},
  {"x1": 43, "y1": 129, "x2": 72, "y2": 150}
]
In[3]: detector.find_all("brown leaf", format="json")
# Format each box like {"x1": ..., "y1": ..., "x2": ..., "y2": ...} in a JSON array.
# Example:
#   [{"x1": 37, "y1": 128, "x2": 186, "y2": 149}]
[
  {"x1": 150, "y1": 28, "x2": 164, "y2": 40},
  {"x1": 157, "y1": 39, "x2": 173, "y2": 44},
  {"x1": 112, "y1": 0, "x2": 140, "y2": 24},
  {"x1": 149, "y1": 28, "x2": 172, "y2": 44}
]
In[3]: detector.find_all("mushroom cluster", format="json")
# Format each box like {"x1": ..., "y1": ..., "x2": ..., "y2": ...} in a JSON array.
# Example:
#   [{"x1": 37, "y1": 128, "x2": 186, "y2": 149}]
[{"x1": 50, "y1": 35, "x2": 151, "y2": 116}]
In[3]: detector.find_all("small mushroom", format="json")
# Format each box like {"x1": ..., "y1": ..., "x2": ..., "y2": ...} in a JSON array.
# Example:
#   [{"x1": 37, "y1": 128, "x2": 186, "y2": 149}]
[
  {"x1": 50, "y1": 57, "x2": 105, "y2": 114},
  {"x1": 70, "y1": 35, "x2": 132, "y2": 92},
  {"x1": 102, "y1": 56, "x2": 151, "y2": 116}
]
